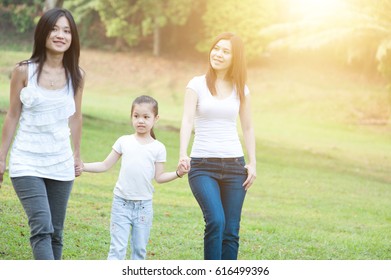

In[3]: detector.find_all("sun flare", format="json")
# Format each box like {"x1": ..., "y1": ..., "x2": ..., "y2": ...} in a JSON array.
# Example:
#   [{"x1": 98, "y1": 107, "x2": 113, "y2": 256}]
[{"x1": 288, "y1": 0, "x2": 348, "y2": 17}]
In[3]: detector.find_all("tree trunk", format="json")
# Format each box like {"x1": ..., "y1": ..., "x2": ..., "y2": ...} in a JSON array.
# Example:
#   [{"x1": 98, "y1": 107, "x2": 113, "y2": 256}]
[
  {"x1": 44, "y1": 0, "x2": 64, "y2": 11},
  {"x1": 153, "y1": 23, "x2": 160, "y2": 56}
]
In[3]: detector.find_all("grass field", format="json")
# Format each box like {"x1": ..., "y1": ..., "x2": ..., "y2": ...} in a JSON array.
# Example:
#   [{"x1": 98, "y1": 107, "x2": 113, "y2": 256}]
[{"x1": 0, "y1": 49, "x2": 390, "y2": 260}]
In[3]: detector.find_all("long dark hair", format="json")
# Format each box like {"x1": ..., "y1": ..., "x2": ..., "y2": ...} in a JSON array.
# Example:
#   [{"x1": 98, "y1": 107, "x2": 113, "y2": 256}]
[
  {"x1": 131, "y1": 95, "x2": 159, "y2": 139},
  {"x1": 206, "y1": 32, "x2": 247, "y2": 103},
  {"x1": 22, "y1": 8, "x2": 82, "y2": 94}
]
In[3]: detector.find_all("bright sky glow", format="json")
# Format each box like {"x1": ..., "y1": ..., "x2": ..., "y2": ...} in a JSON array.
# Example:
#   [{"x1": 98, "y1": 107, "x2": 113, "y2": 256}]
[{"x1": 288, "y1": 0, "x2": 348, "y2": 17}]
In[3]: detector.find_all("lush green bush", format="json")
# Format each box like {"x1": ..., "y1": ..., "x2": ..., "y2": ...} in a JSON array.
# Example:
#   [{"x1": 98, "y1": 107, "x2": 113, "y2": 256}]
[{"x1": 0, "y1": 1, "x2": 42, "y2": 33}]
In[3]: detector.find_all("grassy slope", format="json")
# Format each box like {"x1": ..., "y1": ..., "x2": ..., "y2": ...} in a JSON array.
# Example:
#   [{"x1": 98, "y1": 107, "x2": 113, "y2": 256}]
[{"x1": 0, "y1": 50, "x2": 390, "y2": 259}]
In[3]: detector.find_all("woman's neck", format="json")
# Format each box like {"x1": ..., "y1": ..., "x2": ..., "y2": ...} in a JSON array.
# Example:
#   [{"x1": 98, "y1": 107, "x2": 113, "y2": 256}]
[
  {"x1": 215, "y1": 70, "x2": 227, "y2": 79},
  {"x1": 45, "y1": 52, "x2": 64, "y2": 68}
]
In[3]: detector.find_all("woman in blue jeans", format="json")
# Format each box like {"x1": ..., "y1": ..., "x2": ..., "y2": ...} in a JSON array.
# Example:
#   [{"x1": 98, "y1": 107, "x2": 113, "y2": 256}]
[
  {"x1": 179, "y1": 32, "x2": 257, "y2": 260},
  {"x1": 0, "y1": 8, "x2": 84, "y2": 259}
]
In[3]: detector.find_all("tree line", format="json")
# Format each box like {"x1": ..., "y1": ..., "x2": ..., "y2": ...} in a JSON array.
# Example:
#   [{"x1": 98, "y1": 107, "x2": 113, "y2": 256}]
[{"x1": 2, "y1": 0, "x2": 391, "y2": 86}]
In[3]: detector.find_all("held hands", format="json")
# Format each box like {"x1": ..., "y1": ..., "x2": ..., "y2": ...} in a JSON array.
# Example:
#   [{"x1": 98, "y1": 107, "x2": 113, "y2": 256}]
[
  {"x1": 176, "y1": 157, "x2": 190, "y2": 178},
  {"x1": 74, "y1": 157, "x2": 83, "y2": 177}
]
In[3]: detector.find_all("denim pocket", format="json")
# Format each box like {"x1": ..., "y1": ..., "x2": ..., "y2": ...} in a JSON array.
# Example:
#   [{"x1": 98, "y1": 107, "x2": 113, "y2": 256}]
[
  {"x1": 234, "y1": 157, "x2": 246, "y2": 168},
  {"x1": 138, "y1": 201, "x2": 153, "y2": 226},
  {"x1": 190, "y1": 158, "x2": 206, "y2": 168},
  {"x1": 227, "y1": 158, "x2": 248, "y2": 176}
]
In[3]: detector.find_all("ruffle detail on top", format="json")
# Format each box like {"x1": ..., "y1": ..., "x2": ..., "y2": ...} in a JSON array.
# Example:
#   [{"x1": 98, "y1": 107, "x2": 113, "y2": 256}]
[
  {"x1": 10, "y1": 154, "x2": 74, "y2": 173},
  {"x1": 12, "y1": 127, "x2": 71, "y2": 154},
  {"x1": 11, "y1": 149, "x2": 73, "y2": 167},
  {"x1": 20, "y1": 92, "x2": 75, "y2": 126},
  {"x1": 9, "y1": 62, "x2": 76, "y2": 180},
  {"x1": 20, "y1": 86, "x2": 44, "y2": 108}
]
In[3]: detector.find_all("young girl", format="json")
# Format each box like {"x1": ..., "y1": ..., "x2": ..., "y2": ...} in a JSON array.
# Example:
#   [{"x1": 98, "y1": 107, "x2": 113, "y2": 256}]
[{"x1": 82, "y1": 95, "x2": 187, "y2": 260}]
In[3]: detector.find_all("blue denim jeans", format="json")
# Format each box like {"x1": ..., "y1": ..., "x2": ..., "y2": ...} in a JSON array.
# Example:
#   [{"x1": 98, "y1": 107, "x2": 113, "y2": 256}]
[
  {"x1": 11, "y1": 176, "x2": 73, "y2": 260},
  {"x1": 107, "y1": 195, "x2": 153, "y2": 260},
  {"x1": 188, "y1": 157, "x2": 247, "y2": 260}
]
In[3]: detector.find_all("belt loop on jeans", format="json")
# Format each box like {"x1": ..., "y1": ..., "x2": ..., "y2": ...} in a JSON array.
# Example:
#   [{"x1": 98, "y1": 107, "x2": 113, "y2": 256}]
[{"x1": 204, "y1": 157, "x2": 240, "y2": 162}]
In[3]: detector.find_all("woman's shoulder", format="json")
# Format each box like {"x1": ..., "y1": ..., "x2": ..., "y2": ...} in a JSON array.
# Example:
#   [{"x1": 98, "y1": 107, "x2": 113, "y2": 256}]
[
  {"x1": 187, "y1": 74, "x2": 206, "y2": 90},
  {"x1": 79, "y1": 67, "x2": 86, "y2": 78},
  {"x1": 189, "y1": 74, "x2": 206, "y2": 83},
  {"x1": 13, "y1": 60, "x2": 30, "y2": 74},
  {"x1": 11, "y1": 61, "x2": 31, "y2": 84}
]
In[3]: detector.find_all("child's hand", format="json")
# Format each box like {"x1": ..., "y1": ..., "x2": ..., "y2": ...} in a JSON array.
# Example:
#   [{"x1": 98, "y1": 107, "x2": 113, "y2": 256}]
[
  {"x1": 180, "y1": 160, "x2": 189, "y2": 173},
  {"x1": 179, "y1": 156, "x2": 191, "y2": 171},
  {"x1": 177, "y1": 160, "x2": 189, "y2": 177}
]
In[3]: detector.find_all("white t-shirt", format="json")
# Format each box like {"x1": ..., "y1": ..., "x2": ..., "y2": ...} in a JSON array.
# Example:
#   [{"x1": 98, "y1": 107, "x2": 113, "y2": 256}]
[
  {"x1": 186, "y1": 75, "x2": 249, "y2": 158},
  {"x1": 112, "y1": 134, "x2": 166, "y2": 200}
]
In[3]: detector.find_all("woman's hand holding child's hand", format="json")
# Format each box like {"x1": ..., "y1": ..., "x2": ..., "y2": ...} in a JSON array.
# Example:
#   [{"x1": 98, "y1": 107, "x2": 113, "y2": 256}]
[
  {"x1": 74, "y1": 159, "x2": 83, "y2": 177},
  {"x1": 176, "y1": 159, "x2": 189, "y2": 178}
]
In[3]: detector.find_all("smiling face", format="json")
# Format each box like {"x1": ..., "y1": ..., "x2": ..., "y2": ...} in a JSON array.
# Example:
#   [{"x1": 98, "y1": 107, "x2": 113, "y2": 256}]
[
  {"x1": 209, "y1": 39, "x2": 233, "y2": 75},
  {"x1": 131, "y1": 103, "x2": 159, "y2": 137},
  {"x1": 45, "y1": 16, "x2": 72, "y2": 54}
]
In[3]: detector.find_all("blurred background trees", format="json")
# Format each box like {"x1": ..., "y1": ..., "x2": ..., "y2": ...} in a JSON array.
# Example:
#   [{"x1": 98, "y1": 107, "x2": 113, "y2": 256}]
[{"x1": 1, "y1": 0, "x2": 391, "y2": 87}]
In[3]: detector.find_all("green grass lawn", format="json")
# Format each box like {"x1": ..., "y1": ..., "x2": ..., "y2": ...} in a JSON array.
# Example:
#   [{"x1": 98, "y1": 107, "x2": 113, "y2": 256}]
[{"x1": 0, "y1": 49, "x2": 390, "y2": 260}]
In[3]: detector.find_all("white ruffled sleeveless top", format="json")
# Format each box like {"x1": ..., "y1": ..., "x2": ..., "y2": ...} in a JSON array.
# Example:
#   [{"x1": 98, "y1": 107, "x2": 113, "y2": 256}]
[{"x1": 9, "y1": 62, "x2": 76, "y2": 180}]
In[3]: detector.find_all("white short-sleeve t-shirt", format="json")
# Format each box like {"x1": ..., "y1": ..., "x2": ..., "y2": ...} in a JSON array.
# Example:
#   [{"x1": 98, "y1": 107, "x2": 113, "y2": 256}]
[
  {"x1": 186, "y1": 75, "x2": 249, "y2": 158},
  {"x1": 112, "y1": 134, "x2": 166, "y2": 200}
]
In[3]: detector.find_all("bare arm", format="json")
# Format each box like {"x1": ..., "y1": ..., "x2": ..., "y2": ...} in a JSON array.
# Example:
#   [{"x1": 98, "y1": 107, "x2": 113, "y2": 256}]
[
  {"x1": 69, "y1": 69, "x2": 85, "y2": 177},
  {"x1": 154, "y1": 161, "x2": 187, "y2": 184},
  {"x1": 83, "y1": 149, "x2": 121, "y2": 173},
  {"x1": 239, "y1": 94, "x2": 257, "y2": 190},
  {"x1": 0, "y1": 64, "x2": 26, "y2": 186},
  {"x1": 179, "y1": 88, "x2": 198, "y2": 169}
]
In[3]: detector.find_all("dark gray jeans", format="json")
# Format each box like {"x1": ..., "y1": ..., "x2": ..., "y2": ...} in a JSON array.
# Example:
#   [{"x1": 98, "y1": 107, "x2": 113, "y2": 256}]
[{"x1": 11, "y1": 176, "x2": 73, "y2": 260}]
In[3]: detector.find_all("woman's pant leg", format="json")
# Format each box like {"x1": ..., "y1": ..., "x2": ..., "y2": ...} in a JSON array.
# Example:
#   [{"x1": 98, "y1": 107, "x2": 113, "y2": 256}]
[
  {"x1": 11, "y1": 176, "x2": 73, "y2": 260},
  {"x1": 220, "y1": 173, "x2": 247, "y2": 260},
  {"x1": 45, "y1": 178, "x2": 73, "y2": 260},
  {"x1": 220, "y1": 158, "x2": 247, "y2": 260},
  {"x1": 189, "y1": 169, "x2": 225, "y2": 260},
  {"x1": 12, "y1": 176, "x2": 54, "y2": 259},
  {"x1": 189, "y1": 157, "x2": 248, "y2": 260}
]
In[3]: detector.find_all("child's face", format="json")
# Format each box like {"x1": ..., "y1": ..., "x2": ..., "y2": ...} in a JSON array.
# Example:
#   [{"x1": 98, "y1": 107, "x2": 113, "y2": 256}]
[{"x1": 131, "y1": 103, "x2": 158, "y2": 136}]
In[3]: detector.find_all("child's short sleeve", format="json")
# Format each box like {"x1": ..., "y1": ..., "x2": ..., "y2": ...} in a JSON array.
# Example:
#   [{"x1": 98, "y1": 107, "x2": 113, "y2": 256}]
[
  {"x1": 155, "y1": 141, "x2": 167, "y2": 163},
  {"x1": 112, "y1": 136, "x2": 124, "y2": 155}
]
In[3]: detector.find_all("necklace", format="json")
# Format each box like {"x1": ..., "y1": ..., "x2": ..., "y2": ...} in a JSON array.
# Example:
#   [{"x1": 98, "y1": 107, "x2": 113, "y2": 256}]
[{"x1": 42, "y1": 66, "x2": 63, "y2": 88}]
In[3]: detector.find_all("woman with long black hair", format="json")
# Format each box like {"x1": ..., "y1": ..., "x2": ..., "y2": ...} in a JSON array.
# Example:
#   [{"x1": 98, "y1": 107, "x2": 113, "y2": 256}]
[{"x1": 0, "y1": 8, "x2": 84, "y2": 260}]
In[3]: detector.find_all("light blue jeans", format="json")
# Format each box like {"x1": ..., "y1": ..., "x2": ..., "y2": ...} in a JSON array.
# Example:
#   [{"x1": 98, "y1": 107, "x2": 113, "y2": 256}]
[
  {"x1": 107, "y1": 195, "x2": 153, "y2": 260},
  {"x1": 11, "y1": 176, "x2": 73, "y2": 260}
]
